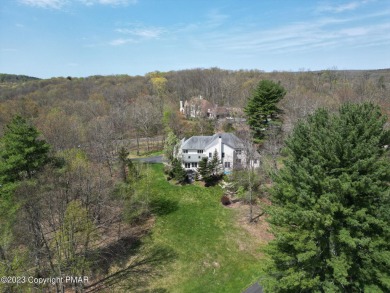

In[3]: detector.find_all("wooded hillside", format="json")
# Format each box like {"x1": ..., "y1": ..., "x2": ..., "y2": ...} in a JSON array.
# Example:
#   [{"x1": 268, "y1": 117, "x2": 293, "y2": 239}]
[
  {"x1": 0, "y1": 67, "x2": 389, "y2": 292},
  {"x1": 1, "y1": 68, "x2": 389, "y2": 139}
]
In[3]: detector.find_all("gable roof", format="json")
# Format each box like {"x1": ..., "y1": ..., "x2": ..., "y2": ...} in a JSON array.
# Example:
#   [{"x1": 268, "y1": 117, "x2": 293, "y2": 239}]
[
  {"x1": 212, "y1": 133, "x2": 245, "y2": 149},
  {"x1": 181, "y1": 136, "x2": 214, "y2": 150},
  {"x1": 181, "y1": 133, "x2": 245, "y2": 150}
]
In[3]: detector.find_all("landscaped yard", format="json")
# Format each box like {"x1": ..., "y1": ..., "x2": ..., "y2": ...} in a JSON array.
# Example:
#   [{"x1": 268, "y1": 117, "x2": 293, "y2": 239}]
[{"x1": 143, "y1": 164, "x2": 269, "y2": 292}]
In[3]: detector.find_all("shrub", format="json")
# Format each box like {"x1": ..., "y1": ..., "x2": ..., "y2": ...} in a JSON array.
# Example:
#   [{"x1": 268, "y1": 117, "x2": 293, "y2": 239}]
[{"x1": 221, "y1": 195, "x2": 231, "y2": 206}]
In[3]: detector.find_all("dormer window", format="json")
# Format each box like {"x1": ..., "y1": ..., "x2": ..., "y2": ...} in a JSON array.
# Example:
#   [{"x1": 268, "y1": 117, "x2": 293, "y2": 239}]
[
  {"x1": 183, "y1": 150, "x2": 188, "y2": 153},
  {"x1": 197, "y1": 150, "x2": 203, "y2": 153},
  {"x1": 236, "y1": 150, "x2": 242, "y2": 155}
]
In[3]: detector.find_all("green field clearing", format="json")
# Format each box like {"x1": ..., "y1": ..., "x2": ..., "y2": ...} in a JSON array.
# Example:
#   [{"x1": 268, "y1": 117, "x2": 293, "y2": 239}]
[{"x1": 144, "y1": 164, "x2": 267, "y2": 292}]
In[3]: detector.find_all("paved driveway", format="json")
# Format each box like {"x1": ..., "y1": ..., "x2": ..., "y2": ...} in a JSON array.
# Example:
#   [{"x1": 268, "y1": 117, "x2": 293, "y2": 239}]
[{"x1": 132, "y1": 155, "x2": 163, "y2": 163}]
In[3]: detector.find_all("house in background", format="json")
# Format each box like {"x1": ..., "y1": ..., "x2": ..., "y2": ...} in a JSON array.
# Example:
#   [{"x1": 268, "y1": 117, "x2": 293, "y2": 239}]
[
  {"x1": 177, "y1": 133, "x2": 260, "y2": 173},
  {"x1": 180, "y1": 96, "x2": 214, "y2": 119},
  {"x1": 179, "y1": 96, "x2": 244, "y2": 120}
]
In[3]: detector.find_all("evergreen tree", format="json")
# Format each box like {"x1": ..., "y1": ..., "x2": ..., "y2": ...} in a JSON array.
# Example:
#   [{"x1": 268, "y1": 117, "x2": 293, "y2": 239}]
[
  {"x1": 0, "y1": 116, "x2": 50, "y2": 183},
  {"x1": 118, "y1": 147, "x2": 130, "y2": 182},
  {"x1": 244, "y1": 80, "x2": 286, "y2": 140},
  {"x1": 197, "y1": 157, "x2": 210, "y2": 179},
  {"x1": 209, "y1": 149, "x2": 221, "y2": 176},
  {"x1": 0, "y1": 116, "x2": 50, "y2": 290},
  {"x1": 171, "y1": 158, "x2": 187, "y2": 184},
  {"x1": 264, "y1": 103, "x2": 390, "y2": 292},
  {"x1": 197, "y1": 150, "x2": 222, "y2": 186},
  {"x1": 126, "y1": 159, "x2": 140, "y2": 183}
]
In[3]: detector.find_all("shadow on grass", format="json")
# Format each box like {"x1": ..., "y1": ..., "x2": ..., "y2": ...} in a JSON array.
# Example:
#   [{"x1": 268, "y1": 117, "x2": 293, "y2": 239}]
[
  {"x1": 86, "y1": 198, "x2": 178, "y2": 292},
  {"x1": 86, "y1": 245, "x2": 176, "y2": 293},
  {"x1": 204, "y1": 174, "x2": 224, "y2": 187},
  {"x1": 150, "y1": 198, "x2": 179, "y2": 216},
  {"x1": 92, "y1": 236, "x2": 143, "y2": 275}
]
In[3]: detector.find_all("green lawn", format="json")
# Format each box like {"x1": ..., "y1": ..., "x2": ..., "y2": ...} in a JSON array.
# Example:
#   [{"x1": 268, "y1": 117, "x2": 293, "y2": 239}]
[{"x1": 144, "y1": 164, "x2": 266, "y2": 292}]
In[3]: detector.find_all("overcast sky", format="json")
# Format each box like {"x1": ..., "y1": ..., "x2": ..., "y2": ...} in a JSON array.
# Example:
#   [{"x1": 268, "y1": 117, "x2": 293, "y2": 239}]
[{"x1": 1, "y1": 0, "x2": 389, "y2": 78}]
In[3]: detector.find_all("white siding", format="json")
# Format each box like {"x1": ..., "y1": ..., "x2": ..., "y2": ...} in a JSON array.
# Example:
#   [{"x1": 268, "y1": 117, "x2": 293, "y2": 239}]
[
  {"x1": 178, "y1": 133, "x2": 260, "y2": 172},
  {"x1": 221, "y1": 145, "x2": 235, "y2": 172}
]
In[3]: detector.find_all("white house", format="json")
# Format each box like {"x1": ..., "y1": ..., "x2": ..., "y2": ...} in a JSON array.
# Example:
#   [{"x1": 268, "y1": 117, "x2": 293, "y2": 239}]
[{"x1": 177, "y1": 133, "x2": 260, "y2": 173}]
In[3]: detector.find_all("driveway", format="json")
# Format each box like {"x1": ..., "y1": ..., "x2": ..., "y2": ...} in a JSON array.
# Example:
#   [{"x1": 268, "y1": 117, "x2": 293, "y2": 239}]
[{"x1": 132, "y1": 155, "x2": 163, "y2": 163}]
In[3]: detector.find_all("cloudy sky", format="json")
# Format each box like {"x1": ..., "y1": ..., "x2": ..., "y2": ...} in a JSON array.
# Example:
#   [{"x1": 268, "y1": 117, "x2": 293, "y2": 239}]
[{"x1": 1, "y1": 0, "x2": 389, "y2": 78}]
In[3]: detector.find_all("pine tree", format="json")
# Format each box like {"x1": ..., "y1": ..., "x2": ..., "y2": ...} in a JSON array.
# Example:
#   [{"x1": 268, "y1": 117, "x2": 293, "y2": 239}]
[
  {"x1": 0, "y1": 116, "x2": 50, "y2": 262},
  {"x1": 171, "y1": 158, "x2": 187, "y2": 184},
  {"x1": 0, "y1": 116, "x2": 50, "y2": 183},
  {"x1": 209, "y1": 149, "x2": 221, "y2": 176},
  {"x1": 198, "y1": 157, "x2": 210, "y2": 179},
  {"x1": 118, "y1": 147, "x2": 130, "y2": 182},
  {"x1": 244, "y1": 80, "x2": 286, "y2": 140},
  {"x1": 0, "y1": 116, "x2": 50, "y2": 290},
  {"x1": 197, "y1": 151, "x2": 222, "y2": 186},
  {"x1": 264, "y1": 103, "x2": 390, "y2": 292}
]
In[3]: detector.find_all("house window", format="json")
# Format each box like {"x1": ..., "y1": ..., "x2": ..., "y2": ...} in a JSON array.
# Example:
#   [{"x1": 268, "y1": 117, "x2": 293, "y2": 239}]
[
  {"x1": 224, "y1": 162, "x2": 231, "y2": 168},
  {"x1": 184, "y1": 163, "x2": 191, "y2": 168},
  {"x1": 191, "y1": 162, "x2": 198, "y2": 168},
  {"x1": 222, "y1": 153, "x2": 225, "y2": 158},
  {"x1": 236, "y1": 159, "x2": 242, "y2": 164},
  {"x1": 198, "y1": 156, "x2": 201, "y2": 159},
  {"x1": 209, "y1": 152, "x2": 212, "y2": 158},
  {"x1": 197, "y1": 150, "x2": 203, "y2": 153},
  {"x1": 188, "y1": 156, "x2": 191, "y2": 159},
  {"x1": 183, "y1": 150, "x2": 188, "y2": 153},
  {"x1": 236, "y1": 150, "x2": 242, "y2": 155},
  {"x1": 254, "y1": 159, "x2": 258, "y2": 164}
]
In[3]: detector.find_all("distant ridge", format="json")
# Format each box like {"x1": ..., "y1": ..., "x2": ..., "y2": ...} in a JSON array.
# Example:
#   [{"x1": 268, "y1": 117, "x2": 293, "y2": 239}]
[{"x1": 0, "y1": 74, "x2": 40, "y2": 83}]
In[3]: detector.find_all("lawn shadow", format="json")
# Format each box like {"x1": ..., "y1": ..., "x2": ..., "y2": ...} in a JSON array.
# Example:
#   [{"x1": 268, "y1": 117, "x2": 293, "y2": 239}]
[
  {"x1": 204, "y1": 174, "x2": 224, "y2": 187},
  {"x1": 150, "y1": 198, "x2": 179, "y2": 216},
  {"x1": 92, "y1": 235, "x2": 143, "y2": 275},
  {"x1": 86, "y1": 244, "x2": 176, "y2": 293}
]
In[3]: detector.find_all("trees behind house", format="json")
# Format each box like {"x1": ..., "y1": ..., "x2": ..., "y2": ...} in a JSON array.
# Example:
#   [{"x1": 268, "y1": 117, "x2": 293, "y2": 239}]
[
  {"x1": 264, "y1": 103, "x2": 390, "y2": 292},
  {"x1": 163, "y1": 131, "x2": 187, "y2": 184},
  {"x1": 244, "y1": 80, "x2": 286, "y2": 141},
  {"x1": 163, "y1": 131, "x2": 180, "y2": 163}
]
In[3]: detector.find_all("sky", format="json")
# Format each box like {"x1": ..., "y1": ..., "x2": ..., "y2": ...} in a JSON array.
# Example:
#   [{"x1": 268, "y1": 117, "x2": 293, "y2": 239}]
[{"x1": 0, "y1": 0, "x2": 389, "y2": 78}]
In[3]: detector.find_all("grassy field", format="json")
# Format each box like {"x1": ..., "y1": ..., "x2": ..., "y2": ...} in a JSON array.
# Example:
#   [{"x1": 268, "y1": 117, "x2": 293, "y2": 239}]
[{"x1": 143, "y1": 164, "x2": 267, "y2": 292}]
